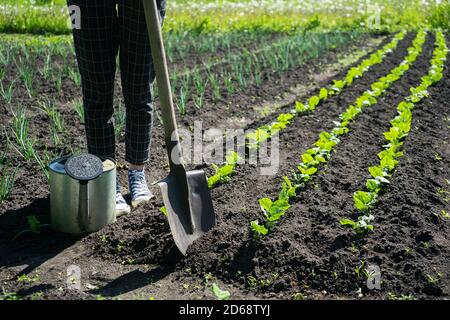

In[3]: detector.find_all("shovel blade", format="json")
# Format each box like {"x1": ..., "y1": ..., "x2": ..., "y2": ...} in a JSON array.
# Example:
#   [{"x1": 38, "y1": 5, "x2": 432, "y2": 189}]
[{"x1": 158, "y1": 169, "x2": 215, "y2": 255}]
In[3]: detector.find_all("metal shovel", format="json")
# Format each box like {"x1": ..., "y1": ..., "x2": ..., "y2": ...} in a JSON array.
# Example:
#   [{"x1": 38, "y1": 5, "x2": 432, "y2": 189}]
[{"x1": 143, "y1": 0, "x2": 216, "y2": 255}]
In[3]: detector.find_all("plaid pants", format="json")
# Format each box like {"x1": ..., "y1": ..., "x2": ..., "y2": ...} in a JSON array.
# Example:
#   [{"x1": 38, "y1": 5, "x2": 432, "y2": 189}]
[{"x1": 67, "y1": 0, "x2": 166, "y2": 164}]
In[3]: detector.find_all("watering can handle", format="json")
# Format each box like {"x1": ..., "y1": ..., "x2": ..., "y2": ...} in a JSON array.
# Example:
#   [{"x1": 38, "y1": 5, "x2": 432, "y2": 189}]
[
  {"x1": 143, "y1": 0, "x2": 183, "y2": 171},
  {"x1": 78, "y1": 181, "x2": 89, "y2": 231}
]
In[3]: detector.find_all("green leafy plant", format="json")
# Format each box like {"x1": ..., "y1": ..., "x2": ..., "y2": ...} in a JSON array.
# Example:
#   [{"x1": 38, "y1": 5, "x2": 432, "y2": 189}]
[
  {"x1": 72, "y1": 98, "x2": 84, "y2": 123},
  {"x1": 340, "y1": 214, "x2": 375, "y2": 235},
  {"x1": 353, "y1": 191, "x2": 377, "y2": 211},
  {"x1": 342, "y1": 30, "x2": 447, "y2": 237},
  {"x1": 207, "y1": 152, "x2": 240, "y2": 188},
  {"x1": 211, "y1": 283, "x2": 230, "y2": 300},
  {"x1": 246, "y1": 127, "x2": 271, "y2": 150},
  {"x1": 251, "y1": 176, "x2": 295, "y2": 236},
  {"x1": 13, "y1": 215, "x2": 50, "y2": 240},
  {"x1": 10, "y1": 107, "x2": 36, "y2": 161},
  {"x1": 0, "y1": 166, "x2": 18, "y2": 204},
  {"x1": 17, "y1": 273, "x2": 40, "y2": 284},
  {"x1": 253, "y1": 30, "x2": 426, "y2": 236}
]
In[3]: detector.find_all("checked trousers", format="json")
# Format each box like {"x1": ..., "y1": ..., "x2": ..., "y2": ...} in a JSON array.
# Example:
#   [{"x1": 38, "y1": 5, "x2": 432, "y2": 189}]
[{"x1": 67, "y1": 0, "x2": 166, "y2": 164}]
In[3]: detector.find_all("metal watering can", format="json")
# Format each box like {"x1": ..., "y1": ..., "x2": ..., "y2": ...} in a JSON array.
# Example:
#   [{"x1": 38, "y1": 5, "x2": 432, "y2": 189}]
[{"x1": 49, "y1": 154, "x2": 116, "y2": 235}]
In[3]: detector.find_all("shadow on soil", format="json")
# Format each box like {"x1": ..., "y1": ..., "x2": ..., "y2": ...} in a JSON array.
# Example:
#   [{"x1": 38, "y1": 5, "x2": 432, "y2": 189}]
[{"x1": 0, "y1": 196, "x2": 78, "y2": 280}]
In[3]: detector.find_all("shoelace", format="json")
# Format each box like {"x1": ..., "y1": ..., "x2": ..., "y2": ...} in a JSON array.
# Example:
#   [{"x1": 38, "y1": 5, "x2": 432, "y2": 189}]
[
  {"x1": 129, "y1": 171, "x2": 150, "y2": 196},
  {"x1": 116, "y1": 192, "x2": 127, "y2": 204},
  {"x1": 116, "y1": 179, "x2": 127, "y2": 204}
]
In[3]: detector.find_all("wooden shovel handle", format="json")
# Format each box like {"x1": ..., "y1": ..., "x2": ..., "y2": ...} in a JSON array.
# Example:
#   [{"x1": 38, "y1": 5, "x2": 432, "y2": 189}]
[{"x1": 143, "y1": 0, "x2": 180, "y2": 158}]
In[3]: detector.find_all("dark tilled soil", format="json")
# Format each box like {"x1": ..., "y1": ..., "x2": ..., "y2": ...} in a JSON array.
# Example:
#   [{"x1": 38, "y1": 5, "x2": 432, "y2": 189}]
[
  {"x1": 179, "y1": 33, "x2": 379, "y2": 130},
  {"x1": 1, "y1": 32, "x2": 449, "y2": 300},
  {"x1": 180, "y1": 33, "x2": 450, "y2": 300}
]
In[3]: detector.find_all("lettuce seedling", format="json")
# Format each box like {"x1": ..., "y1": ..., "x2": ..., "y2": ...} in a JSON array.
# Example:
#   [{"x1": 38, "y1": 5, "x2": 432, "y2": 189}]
[
  {"x1": 353, "y1": 191, "x2": 377, "y2": 211},
  {"x1": 207, "y1": 152, "x2": 240, "y2": 188},
  {"x1": 308, "y1": 96, "x2": 320, "y2": 110},
  {"x1": 279, "y1": 176, "x2": 297, "y2": 200},
  {"x1": 277, "y1": 113, "x2": 294, "y2": 124},
  {"x1": 295, "y1": 101, "x2": 309, "y2": 113},
  {"x1": 259, "y1": 197, "x2": 290, "y2": 224},
  {"x1": 269, "y1": 113, "x2": 294, "y2": 131},
  {"x1": 331, "y1": 80, "x2": 345, "y2": 92},
  {"x1": 319, "y1": 88, "x2": 328, "y2": 100},
  {"x1": 368, "y1": 166, "x2": 390, "y2": 185},
  {"x1": 250, "y1": 220, "x2": 268, "y2": 236},
  {"x1": 246, "y1": 127, "x2": 271, "y2": 149},
  {"x1": 340, "y1": 105, "x2": 361, "y2": 122},
  {"x1": 340, "y1": 214, "x2": 374, "y2": 235},
  {"x1": 160, "y1": 206, "x2": 167, "y2": 216},
  {"x1": 254, "y1": 179, "x2": 293, "y2": 236},
  {"x1": 345, "y1": 67, "x2": 362, "y2": 85},
  {"x1": 211, "y1": 283, "x2": 231, "y2": 300}
]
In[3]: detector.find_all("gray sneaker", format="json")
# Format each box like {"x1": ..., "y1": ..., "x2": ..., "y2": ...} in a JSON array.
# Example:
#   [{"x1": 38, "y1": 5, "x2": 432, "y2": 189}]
[
  {"x1": 128, "y1": 169, "x2": 154, "y2": 208},
  {"x1": 116, "y1": 179, "x2": 131, "y2": 217}
]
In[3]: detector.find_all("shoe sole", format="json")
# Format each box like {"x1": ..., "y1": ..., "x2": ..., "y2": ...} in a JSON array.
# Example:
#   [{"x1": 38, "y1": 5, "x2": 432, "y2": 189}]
[
  {"x1": 116, "y1": 206, "x2": 131, "y2": 217},
  {"x1": 131, "y1": 195, "x2": 153, "y2": 208}
]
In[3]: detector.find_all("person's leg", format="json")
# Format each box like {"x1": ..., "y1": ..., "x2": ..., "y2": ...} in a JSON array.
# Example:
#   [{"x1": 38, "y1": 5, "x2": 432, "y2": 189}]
[
  {"x1": 68, "y1": 0, "x2": 119, "y2": 160},
  {"x1": 118, "y1": 0, "x2": 166, "y2": 167},
  {"x1": 68, "y1": 0, "x2": 130, "y2": 215},
  {"x1": 118, "y1": 0, "x2": 166, "y2": 207}
]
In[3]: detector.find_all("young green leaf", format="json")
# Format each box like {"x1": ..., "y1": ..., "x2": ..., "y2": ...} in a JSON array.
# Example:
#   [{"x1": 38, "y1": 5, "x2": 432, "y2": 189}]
[
  {"x1": 319, "y1": 88, "x2": 328, "y2": 100},
  {"x1": 211, "y1": 283, "x2": 231, "y2": 300},
  {"x1": 251, "y1": 220, "x2": 268, "y2": 236},
  {"x1": 298, "y1": 166, "x2": 317, "y2": 176},
  {"x1": 308, "y1": 96, "x2": 320, "y2": 109},
  {"x1": 353, "y1": 191, "x2": 376, "y2": 211},
  {"x1": 27, "y1": 216, "x2": 41, "y2": 235},
  {"x1": 295, "y1": 101, "x2": 308, "y2": 113}
]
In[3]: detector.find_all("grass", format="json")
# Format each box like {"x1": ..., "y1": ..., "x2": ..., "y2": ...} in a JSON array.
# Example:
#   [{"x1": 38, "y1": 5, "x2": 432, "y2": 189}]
[{"x1": 0, "y1": 0, "x2": 448, "y2": 35}]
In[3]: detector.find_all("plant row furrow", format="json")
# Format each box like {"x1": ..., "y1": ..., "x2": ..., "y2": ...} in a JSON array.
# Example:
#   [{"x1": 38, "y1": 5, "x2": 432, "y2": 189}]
[
  {"x1": 169, "y1": 31, "x2": 360, "y2": 114},
  {"x1": 340, "y1": 30, "x2": 448, "y2": 236},
  {"x1": 251, "y1": 30, "x2": 428, "y2": 236},
  {"x1": 207, "y1": 32, "x2": 406, "y2": 188}
]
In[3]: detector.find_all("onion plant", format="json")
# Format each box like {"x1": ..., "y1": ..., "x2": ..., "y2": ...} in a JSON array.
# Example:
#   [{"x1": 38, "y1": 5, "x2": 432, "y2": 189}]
[
  {"x1": 10, "y1": 107, "x2": 36, "y2": 161},
  {"x1": 0, "y1": 165, "x2": 18, "y2": 205},
  {"x1": 0, "y1": 80, "x2": 15, "y2": 105},
  {"x1": 71, "y1": 98, "x2": 84, "y2": 123},
  {"x1": 41, "y1": 52, "x2": 52, "y2": 81},
  {"x1": 16, "y1": 59, "x2": 34, "y2": 98}
]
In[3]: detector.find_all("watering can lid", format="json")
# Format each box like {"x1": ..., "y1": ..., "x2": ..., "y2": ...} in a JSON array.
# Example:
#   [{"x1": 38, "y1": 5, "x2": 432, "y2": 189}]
[{"x1": 65, "y1": 154, "x2": 104, "y2": 181}]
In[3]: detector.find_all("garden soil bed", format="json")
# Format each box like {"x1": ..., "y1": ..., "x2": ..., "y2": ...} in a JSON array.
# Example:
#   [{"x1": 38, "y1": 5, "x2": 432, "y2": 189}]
[{"x1": 0, "y1": 33, "x2": 449, "y2": 300}]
